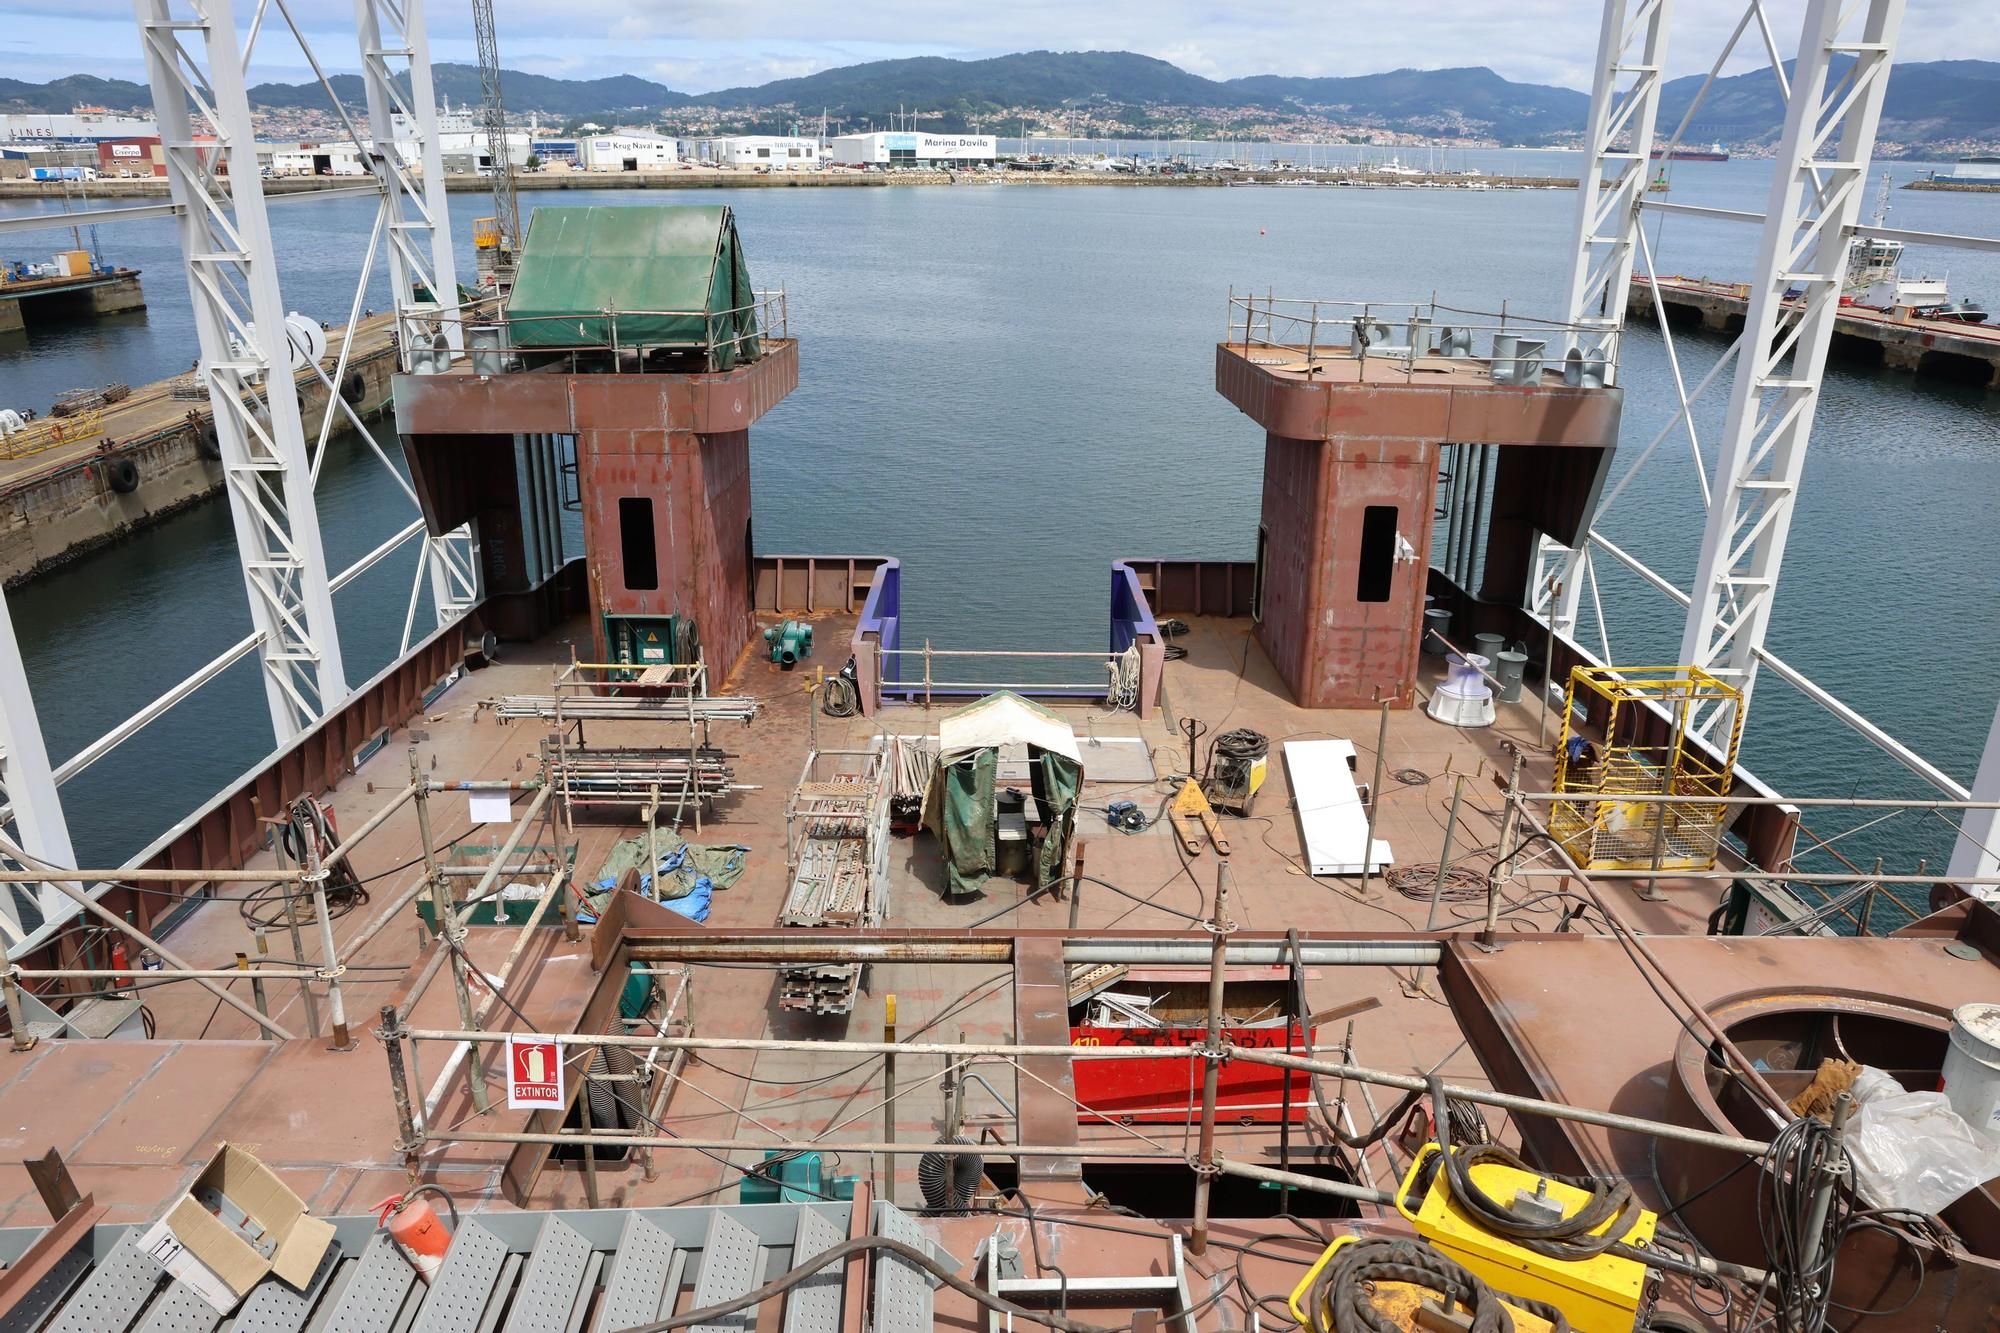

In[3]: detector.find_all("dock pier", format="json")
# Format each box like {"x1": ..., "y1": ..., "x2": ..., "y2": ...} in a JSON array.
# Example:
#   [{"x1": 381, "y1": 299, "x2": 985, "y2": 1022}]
[
  {"x1": 1628, "y1": 275, "x2": 2000, "y2": 389},
  {"x1": 0, "y1": 312, "x2": 399, "y2": 585},
  {"x1": 0, "y1": 267, "x2": 145, "y2": 334}
]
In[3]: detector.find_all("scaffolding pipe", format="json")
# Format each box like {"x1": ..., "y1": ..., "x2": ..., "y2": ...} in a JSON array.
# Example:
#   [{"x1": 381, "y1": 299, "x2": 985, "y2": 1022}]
[
  {"x1": 426, "y1": 1130, "x2": 1179, "y2": 1159},
  {"x1": 33, "y1": 874, "x2": 296, "y2": 1039},
  {"x1": 0, "y1": 868, "x2": 303, "y2": 883},
  {"x1": 412, "y1": 747, "x2": 486, "y2": 1111},
  {"x1": 400, "y1": 1027, "x2": 1770, "y2": 1157},
  {"x1": 625, "y1": 940, "x2": 1442, "y2": 965},
  {"x1": 1522, "y1": 791, "x2": 2000, "y2": 809},
  {"x1": 294, "y1": 803, "x2": 351, "y2": 1049},
  {"x1": 1188, "y1": 861, "x2": 1232, "y2": 1257}
]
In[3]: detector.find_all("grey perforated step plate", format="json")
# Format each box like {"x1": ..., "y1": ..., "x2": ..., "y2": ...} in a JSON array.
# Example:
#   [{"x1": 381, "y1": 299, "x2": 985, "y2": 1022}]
[
  {"x1": 409, "y1": 1222, "x2": 509, "y2": 1333},
  {"x1": 779, "y1": 1209, "x2": 843, "y2": 1333},
  {"x1": 322, "y1": 1234, "x2": 419, "y2": 1333},
  {"x1": 871, "y1": 1205, "x2": 931, "y2": 1333},
  {"x1": 687, "y1": 1215, "x2": 760, "y2": 1333},
  {"x1": 498, "y1": 1217, "x2": 591, "y2": 1333},
  {"x1": 47, "y1": 1235, "x2": 165, "y2": 1333},
  {"x1": 591, "y1": 1215, "x2": 676, "y2": 1333},
  {"x1": 230, "y1": 1244, "x2": 344, "y2": 1333}
]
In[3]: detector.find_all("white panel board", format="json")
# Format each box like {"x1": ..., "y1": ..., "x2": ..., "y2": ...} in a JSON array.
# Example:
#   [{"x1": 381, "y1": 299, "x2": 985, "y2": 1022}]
[{"x1": 1283, "y1": 739, "x2": 1392, "y2": 875}]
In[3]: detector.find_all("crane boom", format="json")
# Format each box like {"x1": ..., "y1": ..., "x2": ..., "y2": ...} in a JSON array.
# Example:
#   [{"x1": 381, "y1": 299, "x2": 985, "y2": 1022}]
[{"x1": 470, "y1": 0, "x2": 520, "y2": 283}]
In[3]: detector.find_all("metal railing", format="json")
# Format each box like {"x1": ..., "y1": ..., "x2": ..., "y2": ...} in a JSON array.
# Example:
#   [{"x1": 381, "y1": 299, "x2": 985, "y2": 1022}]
[
  {"x1": 1224, "y1": 291, "x2": 1618, "y2": 384},
  {"x1": 883, "y1": 644, "x2": 1128, "y2": 707},
  {"x1": 401, "y1": 290, "x2": 789, "y2": 375}
]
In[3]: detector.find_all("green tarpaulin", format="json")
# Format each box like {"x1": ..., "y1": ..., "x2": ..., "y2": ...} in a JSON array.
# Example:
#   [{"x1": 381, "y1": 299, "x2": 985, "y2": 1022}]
[
  {"x1": 506, "y1": 205, "x2": 761, "y2": 367},
  {"x1": 921, "y1": 693, "x2": 1083, "y2": 898}
]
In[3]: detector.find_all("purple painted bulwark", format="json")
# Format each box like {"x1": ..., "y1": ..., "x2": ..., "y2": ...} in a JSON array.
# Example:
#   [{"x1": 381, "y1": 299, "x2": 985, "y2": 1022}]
[
  {"x1": 851, "y1": 557, "x2": 901, "y2": 716},
  {"x1": 1109, "y1": 562, "x2": 1164, "y2": 719}
]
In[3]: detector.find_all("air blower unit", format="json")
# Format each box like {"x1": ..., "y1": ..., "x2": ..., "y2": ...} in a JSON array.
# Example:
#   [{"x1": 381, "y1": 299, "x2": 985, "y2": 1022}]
[{"x1": 1427, "y1": 653, "x2": 1496, "y2": 728}]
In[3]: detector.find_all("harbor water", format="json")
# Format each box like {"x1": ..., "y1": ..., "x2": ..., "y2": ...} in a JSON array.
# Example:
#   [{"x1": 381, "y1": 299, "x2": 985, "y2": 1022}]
[{"x1": 0, "y1": 154, "x2": 1996, "y2": 878}]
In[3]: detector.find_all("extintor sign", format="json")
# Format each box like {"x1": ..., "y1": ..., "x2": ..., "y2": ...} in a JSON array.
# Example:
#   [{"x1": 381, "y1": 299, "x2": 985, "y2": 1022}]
[{"x1": 506, "y1": 1033, "x2": 564, "y2": 1110}]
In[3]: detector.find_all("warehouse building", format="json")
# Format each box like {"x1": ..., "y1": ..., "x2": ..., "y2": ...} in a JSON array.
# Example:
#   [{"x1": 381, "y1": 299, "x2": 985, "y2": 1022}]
[
  {"x1": 826, "y1": 131, "x2": 997, "y2": 167},
  {"x1": 579, "y1": 134, "x2": 679, "y2": 171},
  {"x1": 700, "y1": 135, "x2": 822, "y2": 170},
  {"x1": 96, "y1": 137, "x2": 166, "y2": 177}
]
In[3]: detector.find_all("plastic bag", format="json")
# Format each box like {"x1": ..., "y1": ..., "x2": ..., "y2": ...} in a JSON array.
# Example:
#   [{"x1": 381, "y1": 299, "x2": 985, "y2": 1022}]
[{"x1": 1846, "y1": 1067, "x2": 2000, "y2": 1214}]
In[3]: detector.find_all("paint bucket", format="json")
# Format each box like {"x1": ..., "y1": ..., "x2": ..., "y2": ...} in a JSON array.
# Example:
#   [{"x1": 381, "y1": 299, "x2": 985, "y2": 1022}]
[
  {"x1": 1942, "y1": 1002, "x2": 2000, "y2": 1140},
  {"x1": 1422, "y1": 608, "x2": 1451, "y2": 655},
  {"x1": 1495, "y1": 649, "x2": 1529, "y2": 704}
]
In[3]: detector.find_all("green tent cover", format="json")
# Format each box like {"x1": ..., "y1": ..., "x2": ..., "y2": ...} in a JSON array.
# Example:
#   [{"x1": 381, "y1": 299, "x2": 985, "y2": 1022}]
[
  {"x1": 920, "y1": 693, "x2": 1083, "y2": 898},
  {"x1": 505, "y1": 205, "x2": 762, "y2": 367}
]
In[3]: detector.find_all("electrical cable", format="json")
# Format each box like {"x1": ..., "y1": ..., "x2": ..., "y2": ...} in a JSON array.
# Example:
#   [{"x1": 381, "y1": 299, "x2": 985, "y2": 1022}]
[
  {"x1": 1755, "y1": 1112, "x2": 1852, "y2": 1333},
  {"x1": 609, "y1": 1235, "x2": 1111, "y2": 1333},
  {"x1": 1423, "y1": 1074, "x2": 1639, "y2": 1262},
  {"x1": 1299, "y1": 1235, "x2": 1572, "y2": 1333}
]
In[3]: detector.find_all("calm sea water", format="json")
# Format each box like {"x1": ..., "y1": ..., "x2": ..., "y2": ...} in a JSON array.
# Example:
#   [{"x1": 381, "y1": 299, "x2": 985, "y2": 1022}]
[{"x1": 1, "y1": 153, "x2": 1996, "y2": 875}]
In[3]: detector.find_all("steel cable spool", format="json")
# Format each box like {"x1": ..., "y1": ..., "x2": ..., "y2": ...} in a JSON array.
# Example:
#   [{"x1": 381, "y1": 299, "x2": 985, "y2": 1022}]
[{"x1": 917, "y1": 1135, "x2": 982, "y2": 1210}]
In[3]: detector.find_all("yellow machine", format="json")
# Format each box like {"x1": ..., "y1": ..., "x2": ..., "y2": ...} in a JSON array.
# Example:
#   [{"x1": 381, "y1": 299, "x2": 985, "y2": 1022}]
[
  {"x1": 1288, "y1": 1236, "x2": 1557, "y2": 1332},
  {"x1": 1394, "y1": 1145, "x2": 1656, "y2": 1333}
]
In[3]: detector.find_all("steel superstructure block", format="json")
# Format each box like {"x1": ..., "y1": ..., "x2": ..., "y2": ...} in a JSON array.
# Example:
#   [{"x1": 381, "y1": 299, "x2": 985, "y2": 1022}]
[
  {"x1": 1677, "y1": 0, "x2": 1906, "y2": 741},
  {"x1": 136, "y1": 0, "x2": 349, "y2": 740}
]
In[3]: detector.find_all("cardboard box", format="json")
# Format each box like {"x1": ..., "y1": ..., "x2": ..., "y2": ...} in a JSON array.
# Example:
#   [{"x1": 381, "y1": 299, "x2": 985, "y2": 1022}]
[{"x1": 137, "y1": 1144, "x2": 335, "y2": 1312}]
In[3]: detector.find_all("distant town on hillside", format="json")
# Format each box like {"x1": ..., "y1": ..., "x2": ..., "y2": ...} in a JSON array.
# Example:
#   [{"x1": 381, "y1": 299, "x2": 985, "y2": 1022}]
[{"x1": 3, "y1": 50, "x2": 1999, "y2": 157}]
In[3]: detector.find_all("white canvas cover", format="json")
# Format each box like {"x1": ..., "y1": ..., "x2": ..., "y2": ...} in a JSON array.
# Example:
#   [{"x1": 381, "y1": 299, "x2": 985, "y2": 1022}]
[{"x1": 937, "y1": 691, "x2": 1082, "y2": 763}]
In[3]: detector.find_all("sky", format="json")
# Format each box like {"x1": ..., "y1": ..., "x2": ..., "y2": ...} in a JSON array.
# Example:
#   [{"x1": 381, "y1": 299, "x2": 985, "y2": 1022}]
[{"x1": 5, "y1": 0, "x2": 1997, "y2": 96}]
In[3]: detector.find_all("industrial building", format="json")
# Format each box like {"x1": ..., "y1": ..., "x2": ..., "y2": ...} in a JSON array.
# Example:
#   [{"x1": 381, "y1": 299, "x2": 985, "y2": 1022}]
[
  {"x1": 0, "y1": 110, "x2": 156, "y2": 143},
  {"x1": 95, "y1": 136, "x2": 167, "y2": 177},
  {"x1": 700, "y1": 135, "x2": 823, "y2": 170},
  {"x1": 826, "y1": 130, "x2": 997, "y2": 167},
  {"x1": 578, "y1": 133, "x2": 679, "y2": 171}
]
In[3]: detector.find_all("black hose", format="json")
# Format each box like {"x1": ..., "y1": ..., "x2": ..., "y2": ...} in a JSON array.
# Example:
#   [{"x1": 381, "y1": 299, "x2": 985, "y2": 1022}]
[
  {"x1": 1301, "y1": 1236, "x2": 1572, "y2": 1333},
  {"x1": 1425, "y1": 1074, "x2": 1638, "y2": 1262}
]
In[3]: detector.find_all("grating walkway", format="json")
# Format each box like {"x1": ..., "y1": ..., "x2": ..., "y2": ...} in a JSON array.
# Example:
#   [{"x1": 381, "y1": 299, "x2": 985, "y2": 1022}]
[{"x1": 1, "y1": 1203, "x2": 947, "y2": 1333}]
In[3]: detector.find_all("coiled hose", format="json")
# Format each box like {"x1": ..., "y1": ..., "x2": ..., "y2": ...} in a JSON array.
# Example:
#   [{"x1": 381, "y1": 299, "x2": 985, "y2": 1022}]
[
  {"x1": 822, "y1": 661, "x2": 860, "y2": 717},
  {"x1": 1301, "y1": 1236, "x2": 1572, "y2": 1333},
  {"x1": 1425, "y1": 1074, "x2": 1639, "y2": 1262}
]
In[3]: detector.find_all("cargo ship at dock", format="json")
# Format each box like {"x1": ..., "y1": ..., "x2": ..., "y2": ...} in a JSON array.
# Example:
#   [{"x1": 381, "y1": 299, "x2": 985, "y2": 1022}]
[
  {"x1": 1649, "y1": 142, "x2": 1729, "y2": 161},
  {"x1": 0, "y1": 5, "x2": 1995, "y2": 1333}
]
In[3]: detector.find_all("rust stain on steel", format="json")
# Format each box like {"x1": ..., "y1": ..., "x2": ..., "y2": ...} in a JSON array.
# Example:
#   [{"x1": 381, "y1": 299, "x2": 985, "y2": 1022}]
[{"x1": 1012, "y1": 937, "x2": 1082, "y2": 1183}]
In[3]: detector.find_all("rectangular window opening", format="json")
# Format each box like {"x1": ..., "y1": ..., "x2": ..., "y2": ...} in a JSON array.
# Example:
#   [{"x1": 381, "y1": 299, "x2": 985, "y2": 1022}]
[
  {"x1": 618, "y1": 496, "x2": 659, "y2": 591},
  {"x1": 1356, "y1": 505, "x2": 1397, "y2": 603}
]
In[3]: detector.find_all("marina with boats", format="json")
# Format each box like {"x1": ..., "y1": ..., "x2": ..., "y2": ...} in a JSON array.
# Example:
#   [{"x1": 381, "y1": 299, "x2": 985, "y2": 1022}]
[{"x1": 0, "y1": 3, "x2": 1996, "y2": 1333}]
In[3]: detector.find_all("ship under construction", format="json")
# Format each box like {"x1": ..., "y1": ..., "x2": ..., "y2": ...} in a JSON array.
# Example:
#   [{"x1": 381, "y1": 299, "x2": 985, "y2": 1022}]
[{"x1": 0, "y1": 3, "x2": 1995, "y2": 1333}]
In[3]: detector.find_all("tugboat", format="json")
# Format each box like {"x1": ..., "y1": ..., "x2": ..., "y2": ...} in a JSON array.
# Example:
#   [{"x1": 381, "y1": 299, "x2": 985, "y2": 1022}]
[{"x1": 1844, "y1": 173, "x2": 1988, "y2": 323}]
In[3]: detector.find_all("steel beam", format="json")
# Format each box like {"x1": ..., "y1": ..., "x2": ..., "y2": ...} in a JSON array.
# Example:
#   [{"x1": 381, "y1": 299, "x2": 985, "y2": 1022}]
[
  {"x1": 1678, "y1": 0, "x2": 1907, "y2": 742},
  {"x1": 137, "y1": 0, "x2": 349, "y2": 741},
  {"x1": 1543, "y1": 0, "x2": 1672, "y2": 637},
  {"x1": 0, "y1": 586, "x2": 74, "y2": 943},
  {"x1": 352, "y1": 0, "x2": 481, "y2": 629},
  {"x1": 1561, "y1": 0, "x2": 1671, "y2": 376},
  {"x1": 1948, "y1": 698, "x2": 2000, "y2": 887}
]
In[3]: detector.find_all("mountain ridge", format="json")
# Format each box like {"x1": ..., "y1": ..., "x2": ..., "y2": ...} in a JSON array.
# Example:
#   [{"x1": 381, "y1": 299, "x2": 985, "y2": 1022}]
[{"x1": 2, "y1": 51, "x2": 1996, "y2": 152}]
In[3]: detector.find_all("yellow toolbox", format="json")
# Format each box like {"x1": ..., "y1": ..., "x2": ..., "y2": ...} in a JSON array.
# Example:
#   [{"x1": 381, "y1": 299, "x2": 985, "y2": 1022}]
[{"x1": 1392, "y1": 1144, "x2": 1655, "y2": 1333}]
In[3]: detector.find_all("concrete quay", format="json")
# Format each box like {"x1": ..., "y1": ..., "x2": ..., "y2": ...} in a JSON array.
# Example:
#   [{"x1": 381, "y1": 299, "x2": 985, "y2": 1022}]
[
  {"x1": 0, "y1": 313, "x2": 399, "y2": 585},
  {"x1": 1628, "y1": 274, "x2": 2000, "y2": 389}
]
